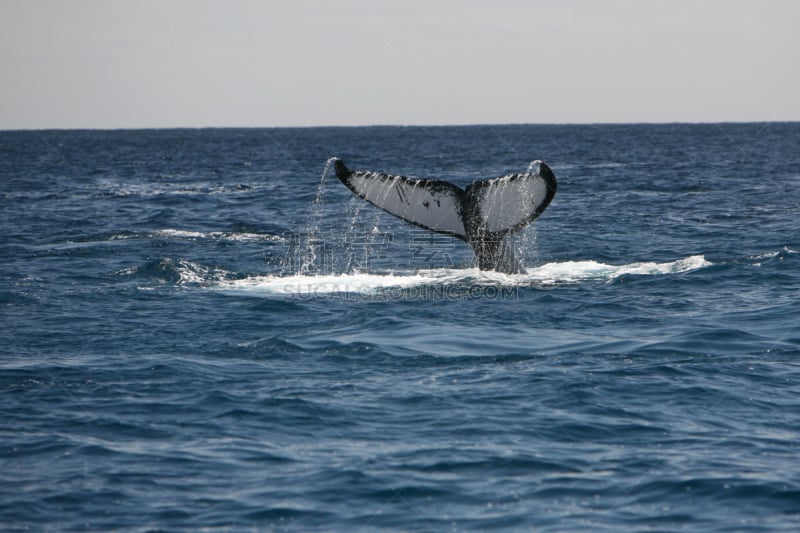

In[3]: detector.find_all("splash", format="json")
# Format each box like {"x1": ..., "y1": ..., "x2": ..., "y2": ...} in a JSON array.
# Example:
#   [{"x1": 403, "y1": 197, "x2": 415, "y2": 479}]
[
  {"x1": 284, "y1": 158, "x2": 400, "y2": 276},
  {"x1": 526, "y1": 160, "x2": 543, "y2": 173},
  {"x1": 213, "y1": 255, "x2": 712, "y2": 298},
  {"x1": 297, "y1": 157, "x2": 338, "y2": 274}
]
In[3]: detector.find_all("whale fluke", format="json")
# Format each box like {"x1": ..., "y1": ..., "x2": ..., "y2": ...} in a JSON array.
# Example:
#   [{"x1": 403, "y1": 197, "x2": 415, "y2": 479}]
[{"x1": 333, "y1": 158, "x2": 556, "y2": 274}]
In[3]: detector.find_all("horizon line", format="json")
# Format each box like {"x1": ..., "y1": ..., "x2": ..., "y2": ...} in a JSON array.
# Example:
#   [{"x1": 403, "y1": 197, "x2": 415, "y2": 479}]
[{"x1": 2, "y1": 119, "x2": 799, "y2": 133}]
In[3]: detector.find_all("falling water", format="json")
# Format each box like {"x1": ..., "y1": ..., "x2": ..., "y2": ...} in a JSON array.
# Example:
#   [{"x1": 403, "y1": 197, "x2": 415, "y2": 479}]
[
  {"x1": 526, "y1": 159, "x2": 542, "y2": 173},
  {"x1": 519, "y1": 159, "x2": 545, "y2": 266},
  {"x1": 297, "y1": 157, "x2": 337, "y2": 274},
  {"x1": 289, "y1": 159, "x2": 396, "y2": 276}
]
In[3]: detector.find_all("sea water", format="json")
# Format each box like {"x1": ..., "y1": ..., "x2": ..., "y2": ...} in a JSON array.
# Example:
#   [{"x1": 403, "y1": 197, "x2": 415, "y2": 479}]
[{"x1": 1, "y1": 124, "x2": 799, "y2": 531}]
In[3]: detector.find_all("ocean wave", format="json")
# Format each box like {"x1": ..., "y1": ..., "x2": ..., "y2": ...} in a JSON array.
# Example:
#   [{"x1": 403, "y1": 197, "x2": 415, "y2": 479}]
[
  {"x1": 102, "y1": 228, "x2": 285, "y2": 244},
  {"x1": 120, "y1": 258, "x2": 236, "y2": 285},
  {"x1": 150, "y1": 229, "x2": 285, "y2": 243},
  {"x1": 749, "y1": 246, "x2": 798, "y2": 265},
  {"x1": 96, "y1": 181, "x2": 257, "y2": 198}
]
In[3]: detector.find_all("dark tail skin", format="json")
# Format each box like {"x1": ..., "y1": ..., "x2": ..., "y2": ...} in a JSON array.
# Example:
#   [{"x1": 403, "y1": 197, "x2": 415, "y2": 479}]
[{"x1": 333, "y1": 158, "x2": 556, "y2": 274}]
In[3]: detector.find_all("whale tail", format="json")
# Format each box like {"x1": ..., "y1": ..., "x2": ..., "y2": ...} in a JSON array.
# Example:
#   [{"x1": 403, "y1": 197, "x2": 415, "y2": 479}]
[{"x1": 333, "y1": 158, "x2": 557, "y2": 274}]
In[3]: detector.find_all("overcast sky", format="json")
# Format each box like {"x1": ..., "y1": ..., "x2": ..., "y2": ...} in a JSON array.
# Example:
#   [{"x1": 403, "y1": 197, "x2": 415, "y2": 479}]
[{"x1": 1, "y1": 0, "x2": 798, "y2": 129}]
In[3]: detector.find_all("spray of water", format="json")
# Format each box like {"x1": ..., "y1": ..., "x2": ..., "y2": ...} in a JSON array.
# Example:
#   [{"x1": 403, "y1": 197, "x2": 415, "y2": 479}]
[
  {"x1": 298, "y1": 157, "x2": 337, "y2": 274},
  {"x1": 526, "y1": 160, "x2": 542, "y2": 173}
]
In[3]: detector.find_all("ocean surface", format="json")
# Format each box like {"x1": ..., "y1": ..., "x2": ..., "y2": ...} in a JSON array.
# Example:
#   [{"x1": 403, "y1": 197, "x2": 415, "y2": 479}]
[{"x1": 1, "y1": 123, "x2": 799, "y2": 531}]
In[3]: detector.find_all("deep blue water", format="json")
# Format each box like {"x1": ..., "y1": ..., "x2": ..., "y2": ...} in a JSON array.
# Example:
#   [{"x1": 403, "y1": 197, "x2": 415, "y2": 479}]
[{"x1": 2, "y1": 123, "x2": 800, "y2": 531}]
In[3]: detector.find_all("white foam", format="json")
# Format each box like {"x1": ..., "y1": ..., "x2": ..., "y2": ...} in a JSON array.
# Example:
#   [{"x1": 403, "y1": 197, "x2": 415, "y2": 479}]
[
  {"x1": 212, "y1": 255, "x2": 712, "y2": 297},
  {"x1": 526, "y1": 255, "x2": 712, "y2": 284},
  {"x1": 154, "y1": 229, "x2": 207, "y2": 239},
  {"x1": 216, "y1": 269, "x2": 466, "y2": 296}
]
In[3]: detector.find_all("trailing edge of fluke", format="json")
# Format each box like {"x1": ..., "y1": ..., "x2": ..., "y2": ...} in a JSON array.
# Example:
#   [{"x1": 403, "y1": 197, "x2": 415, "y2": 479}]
[{"x1": 332, "y1": 158, "x2": 557, "y2": 274}]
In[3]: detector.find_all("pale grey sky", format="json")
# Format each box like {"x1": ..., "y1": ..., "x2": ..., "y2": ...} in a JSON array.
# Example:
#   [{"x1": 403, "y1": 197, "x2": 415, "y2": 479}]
[{"x1": 1, "y1": 0, "x2": 798, "y2": 129}]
